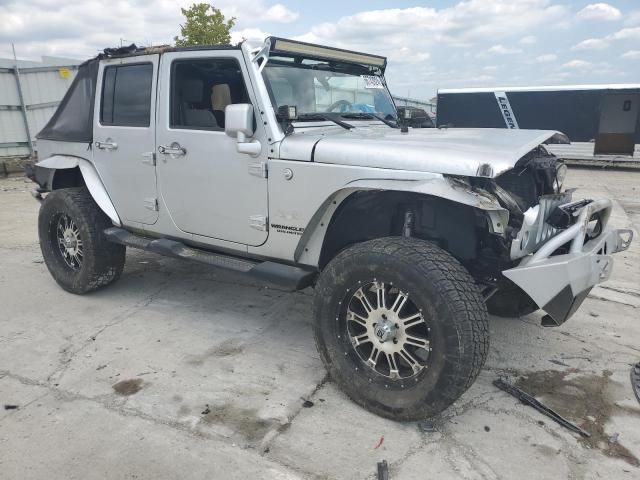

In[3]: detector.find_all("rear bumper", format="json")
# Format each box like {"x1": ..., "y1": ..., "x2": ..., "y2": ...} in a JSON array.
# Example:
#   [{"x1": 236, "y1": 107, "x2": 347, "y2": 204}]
[{"x1": 503, "y1": 198, "x2": 633, "y2": 325}]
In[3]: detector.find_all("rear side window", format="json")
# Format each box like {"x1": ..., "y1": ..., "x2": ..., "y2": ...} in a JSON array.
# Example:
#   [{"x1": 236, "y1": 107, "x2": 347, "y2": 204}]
[{"x1": 100, "y1": 63, "x2": 153, "y2": 127}]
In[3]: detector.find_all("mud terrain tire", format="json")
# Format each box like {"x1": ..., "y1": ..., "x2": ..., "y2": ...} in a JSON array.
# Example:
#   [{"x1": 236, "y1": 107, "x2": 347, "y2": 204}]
[
  {"x1": 313, "y1": 237, "x2": 489, "y2": 421},
  {"x1": 38, "y1": 187, "x2": 125, "y2": 294}
]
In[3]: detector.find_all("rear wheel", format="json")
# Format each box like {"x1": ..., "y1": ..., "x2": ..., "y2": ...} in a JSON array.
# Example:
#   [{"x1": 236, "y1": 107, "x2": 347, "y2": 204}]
[
  {"x1": 38, "y1": 187, "x2": 126, "y2": 294},
  {"x1": 313, "y1": 237, "x2": 489, "y2": 421}
]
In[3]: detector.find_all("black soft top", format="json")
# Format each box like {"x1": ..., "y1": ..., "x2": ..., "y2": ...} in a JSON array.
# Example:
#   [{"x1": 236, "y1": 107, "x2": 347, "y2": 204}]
[{"x1": 37, "y1": 56, "x2": 99, "y2": 143}]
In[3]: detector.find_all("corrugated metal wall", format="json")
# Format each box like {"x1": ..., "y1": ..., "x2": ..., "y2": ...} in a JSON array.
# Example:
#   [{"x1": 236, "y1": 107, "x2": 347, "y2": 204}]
[
  {"x1": 547, "y1": 142, "x2": 640, "y2": 160},
  {"x1": 0, "y1": 60, "x2": 79, "y2": 158}
]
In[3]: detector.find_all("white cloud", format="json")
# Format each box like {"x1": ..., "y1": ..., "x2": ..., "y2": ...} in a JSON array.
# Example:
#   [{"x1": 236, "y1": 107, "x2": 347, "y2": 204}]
[
  {"x1": 392, "y1": 47, "x2": 431, "y2": 64},
  {"x1": 294, "y1": 1, "x2": 570, "y2": 97},
  {"x1": 0, "y1": 0, "x2": 636, "y2": 100},
  {"x1": 263, "y1": 4, "x2": 298, "y2": 23},
  {"x1": 488, "y1": 44, "x2": 522, "y2": 55},
  {"x1": 621, "y1": 50, "x2": 640, "y2": 59},
  {"x1": 535, "y1": 53, "x2": 558, "y2": 63},
  {"x1": 231, "y1": 28, "x2": 270, "y2": 44},
  {"x1": 562, "y1": 59, "x2": 592, "y2": 69},
  {"x1": 296, "y1": 1, "x2": 567, "y2": 50},
  {"x1": 562, "y1": 26, "x2": 640, "y2": 59},
  {"x1": 0, "y1": 0, "x2": 289, "y2": 60},
  {"x1": 625, "y1": 11, "x2": 640, "y2": 26},
  {"x1": 577, "y1": 3, "x2": 621, "y2": 21},
  {"x1": 609, "y1": 27, "x2": 640, "y2": 41},
  {"x1": 474, "y1": 74, "x2": 494, "y2": 82},
  {"x1": 572, "y1": 38, "x2": 609, "y2": 50},
  {"x1": 543, "y1": 71, "x2": 572, "y2": 82}
]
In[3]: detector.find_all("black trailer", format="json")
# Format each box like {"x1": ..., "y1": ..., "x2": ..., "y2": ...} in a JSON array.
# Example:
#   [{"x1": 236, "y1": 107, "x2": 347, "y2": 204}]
[{"x1": 437, "y1": 84, "x2": 640, "y2": 161}]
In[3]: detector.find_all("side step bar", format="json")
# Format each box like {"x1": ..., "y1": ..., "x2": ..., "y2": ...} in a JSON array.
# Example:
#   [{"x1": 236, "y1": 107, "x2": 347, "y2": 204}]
[{"x1": 104, "y1": 227, "x2": 316, "y2": 291}]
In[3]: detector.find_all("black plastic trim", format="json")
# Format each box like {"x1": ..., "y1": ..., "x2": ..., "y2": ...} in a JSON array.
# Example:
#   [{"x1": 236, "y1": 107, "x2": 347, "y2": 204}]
[
  {"x1": 541, "y1": 285, "x2": 592, "y2": 326},
  {"x1": 104, "y1": 227, "x2": 316, "y2": 291}
]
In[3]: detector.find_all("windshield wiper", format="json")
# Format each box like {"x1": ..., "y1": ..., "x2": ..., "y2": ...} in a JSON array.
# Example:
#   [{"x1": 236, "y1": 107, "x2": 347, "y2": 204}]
[
  {"x1": 339, "y1": 112, "x2": 398, "y2": 129},
  {"x1": 297, "y1": 113, "x2": 353, "y2": 130}
]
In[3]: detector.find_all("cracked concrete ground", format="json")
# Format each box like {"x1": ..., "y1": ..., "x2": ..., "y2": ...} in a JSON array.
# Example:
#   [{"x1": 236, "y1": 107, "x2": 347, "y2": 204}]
[{"x1": 1, "y1": 168, "x2": 639, "y2": 479}]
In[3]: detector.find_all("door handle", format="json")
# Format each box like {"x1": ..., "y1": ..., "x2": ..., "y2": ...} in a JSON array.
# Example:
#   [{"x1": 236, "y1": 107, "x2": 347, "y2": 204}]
[
  {"x1": 158, "y1": 143, "x2": 186, "y2": 156},
  {"x1": 94, "y1": 140, "x2": 118, "y2": 150}
]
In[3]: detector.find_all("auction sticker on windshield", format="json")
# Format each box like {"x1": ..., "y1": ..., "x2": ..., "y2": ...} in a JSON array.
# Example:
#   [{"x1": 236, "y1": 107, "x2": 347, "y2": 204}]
[{"x1": 361, "y1": 75, "x2": 384, "y2": 89}]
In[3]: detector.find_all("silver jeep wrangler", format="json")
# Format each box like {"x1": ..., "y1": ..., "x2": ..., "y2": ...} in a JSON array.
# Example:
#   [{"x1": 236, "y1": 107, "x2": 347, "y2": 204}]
[{"x1": 31, "y1": 38, "x2": 633, "y2": 420}]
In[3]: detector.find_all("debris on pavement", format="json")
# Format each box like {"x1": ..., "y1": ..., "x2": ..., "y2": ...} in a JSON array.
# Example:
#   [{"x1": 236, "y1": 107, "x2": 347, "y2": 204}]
[
  {"x1": 376, "y1": 460, "x2": 389, "y2": 480},
  {"x1": 493, "y1": 378, "x2": 591, "y2": 438},
  {"x1": 3, "y1": 405, "x2": 19, "y2": 410},
  {"x1": 374, "y1": 435, "x2": 384, "y2": 449},
  {"x1": 417, "y1": 420, "x2": 436, "y2": 433},
  {"x1": 201, "y1": 405, "x2": 211, "y2": 415},
  {"x1": 631, "y1": 362, "x2": 640, "y2": 403},
  {"x1": 515, "y1": 369, "x2": 640, "y2": 466},
  {"x1": 302, "y1": 399, "x2": 314, "y2": 408}
]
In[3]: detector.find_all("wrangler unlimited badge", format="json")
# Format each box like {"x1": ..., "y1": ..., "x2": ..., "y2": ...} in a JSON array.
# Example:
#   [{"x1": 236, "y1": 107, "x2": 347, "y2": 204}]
[{"x1": 270, "y1": 223, "x2": 305, "y2": 235}]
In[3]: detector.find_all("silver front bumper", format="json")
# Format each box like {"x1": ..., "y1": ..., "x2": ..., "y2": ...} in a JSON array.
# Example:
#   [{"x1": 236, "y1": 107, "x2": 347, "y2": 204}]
[{"x1": 503, "y1": 198, "x2": 633, "y2": 324}]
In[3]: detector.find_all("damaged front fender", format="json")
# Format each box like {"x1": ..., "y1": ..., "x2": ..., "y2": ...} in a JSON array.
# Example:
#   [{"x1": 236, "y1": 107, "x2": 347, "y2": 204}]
[{"x1": 295, "y1": 175, "x2": 509, "y2": 265}]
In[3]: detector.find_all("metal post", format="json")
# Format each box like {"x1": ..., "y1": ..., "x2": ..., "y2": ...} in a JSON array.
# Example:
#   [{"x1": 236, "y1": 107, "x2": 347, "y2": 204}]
[{"x1": 12, "y1": 43, "x2": 34, "y2": 156}]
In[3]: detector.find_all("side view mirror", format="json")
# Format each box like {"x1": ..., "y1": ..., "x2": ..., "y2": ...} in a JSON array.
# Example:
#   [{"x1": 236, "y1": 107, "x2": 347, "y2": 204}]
[{"x1": 225, "y1": 104, "x2": 261, "y2": 156}]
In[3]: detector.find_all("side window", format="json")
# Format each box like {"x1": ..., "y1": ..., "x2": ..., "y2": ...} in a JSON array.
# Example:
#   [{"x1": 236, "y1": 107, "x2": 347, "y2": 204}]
[
  {"x1": 170, "y1": 58, "x2": 250, "y2": 131},
  {"x1": 100, "y1": 63, "x2": 153, "y2": 127}
]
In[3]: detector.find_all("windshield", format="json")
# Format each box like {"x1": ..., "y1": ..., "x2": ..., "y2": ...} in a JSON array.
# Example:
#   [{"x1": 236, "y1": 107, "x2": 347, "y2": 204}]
[{"x1": 262, "y1": 55, "x2": 397, "y2": 121}]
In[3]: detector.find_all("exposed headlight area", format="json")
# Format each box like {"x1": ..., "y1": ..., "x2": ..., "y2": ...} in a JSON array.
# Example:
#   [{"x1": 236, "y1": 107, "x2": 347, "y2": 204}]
[
  {"x1": 495, "y1": 148, "x2": 564, "y2": 212},
  {"x1": 554, "y1": 163, "x2": 568, "y2": 193}
]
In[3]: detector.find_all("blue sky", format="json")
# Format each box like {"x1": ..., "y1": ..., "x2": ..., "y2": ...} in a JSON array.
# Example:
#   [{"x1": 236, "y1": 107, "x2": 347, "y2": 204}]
[{"x1": 1, "y1": 1, "x2": 639, "y2": 100}]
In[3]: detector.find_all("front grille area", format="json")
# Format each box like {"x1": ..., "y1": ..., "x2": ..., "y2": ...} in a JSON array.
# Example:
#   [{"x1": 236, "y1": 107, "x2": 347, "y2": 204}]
[{"x1": 510, "y1": 191, "x2": 574, "y2": 259}]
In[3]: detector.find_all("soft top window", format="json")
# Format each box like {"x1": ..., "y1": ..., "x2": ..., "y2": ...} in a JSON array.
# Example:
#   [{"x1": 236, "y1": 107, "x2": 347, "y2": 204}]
[{"x1": 37, "y1": 58, "x2": 99, "y2": 143}]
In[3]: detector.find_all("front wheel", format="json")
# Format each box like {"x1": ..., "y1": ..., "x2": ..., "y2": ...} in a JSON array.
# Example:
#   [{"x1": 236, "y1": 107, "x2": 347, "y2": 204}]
[
  {"x1": 313, "y1": 237, "x2": 489, "y2": 421},
  {"x1": 38, "y1": 187, "x2": 126, "y2": 294}
]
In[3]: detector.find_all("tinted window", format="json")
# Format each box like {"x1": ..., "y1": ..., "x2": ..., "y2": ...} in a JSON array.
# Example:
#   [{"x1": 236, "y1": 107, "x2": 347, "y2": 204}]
[
  {"x1": 170, "y1": 58, "x2": 250, "y2": 131},
  {"x1": 100, "y1": 63, "x2": 153, "y2": 127}
]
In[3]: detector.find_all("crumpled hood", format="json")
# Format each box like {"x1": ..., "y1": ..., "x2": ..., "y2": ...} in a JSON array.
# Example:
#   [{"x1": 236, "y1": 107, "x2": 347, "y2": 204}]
[{"x1": 279, "y1": 127, "x2": 568, "y2": 178}]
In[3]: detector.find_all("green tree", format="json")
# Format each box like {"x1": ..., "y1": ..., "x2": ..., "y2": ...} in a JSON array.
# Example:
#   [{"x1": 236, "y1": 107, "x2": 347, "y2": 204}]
[{"x1": 174, "y1": 3, "x2": 236, "y2": 47}]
